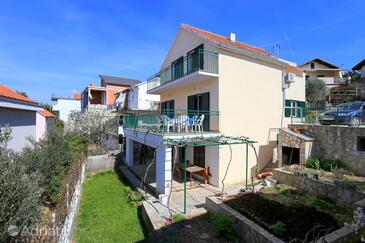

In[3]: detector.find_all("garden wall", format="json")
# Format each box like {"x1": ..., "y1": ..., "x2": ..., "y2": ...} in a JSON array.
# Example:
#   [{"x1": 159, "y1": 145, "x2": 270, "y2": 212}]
[
  {"x1": 86, "y1": 154, "x2": 115, "y2": 172},
  {"x1": 272, "y1": 168, "x2": 365, "y2": 208},
  {"x1": 289, "y1": 124, "x2": 365, "y2": 176}
]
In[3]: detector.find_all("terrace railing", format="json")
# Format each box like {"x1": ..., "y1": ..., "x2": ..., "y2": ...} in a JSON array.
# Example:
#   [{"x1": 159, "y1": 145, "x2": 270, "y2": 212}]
[
  {"x1": 123, "y1": 109, "x2": 220, "y2": 134},
  {"x1": 147, "y1": 49, "x2": 218, "y2": 91}
]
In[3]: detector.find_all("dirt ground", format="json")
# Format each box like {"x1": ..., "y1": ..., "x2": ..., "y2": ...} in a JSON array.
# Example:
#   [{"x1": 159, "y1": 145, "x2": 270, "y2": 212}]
[
  {"x1": 225, "y1": 193, "x2": 341, "y2": 242},
  {"x1": 145, "y1": 214, "x2": 234, "y2": 243}
]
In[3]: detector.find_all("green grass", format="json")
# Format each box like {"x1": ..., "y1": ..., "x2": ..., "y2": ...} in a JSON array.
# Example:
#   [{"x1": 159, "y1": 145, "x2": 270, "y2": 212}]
[{"x1": 75, "y1": 171, "x2": 144, "y2": 243}]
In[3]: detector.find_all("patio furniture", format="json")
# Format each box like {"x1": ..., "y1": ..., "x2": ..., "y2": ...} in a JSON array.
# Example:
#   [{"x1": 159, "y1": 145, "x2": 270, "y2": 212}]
[
  {"x1": 160, "y1": 115, "x2": 174, "y2": 133},
  {"x1": 175, "y1": 162, "x2": 210, "y2": 185},
  {"x1": 193, "y1": 114, "x2": 205, "y2": 132}
]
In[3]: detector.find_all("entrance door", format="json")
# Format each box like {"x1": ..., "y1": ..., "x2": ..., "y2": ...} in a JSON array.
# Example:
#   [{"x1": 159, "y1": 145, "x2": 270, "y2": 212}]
[
  {"x1": 193, "y1": 147, "x2": 205, "y2": 168},
  {"x1": 187, "y1": 92, "x2": 210, "y2": 130}
]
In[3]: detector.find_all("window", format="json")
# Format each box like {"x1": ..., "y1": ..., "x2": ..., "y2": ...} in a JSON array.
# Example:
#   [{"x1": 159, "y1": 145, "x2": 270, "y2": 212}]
[
  {"x1": 188, "y1": 92, "x2": 210, "y2": 130},
  {"x1": 317, "y1": 75, "x2": 325, "y2": 78},
  {"x1": 187, "y1": 44, "x2": 204, "y2": 73},
  {"x1": 311, "y1": 63, "x2": 315, "y2": 69},
  {"x1": 161, "y1": 100, "x2": 175, "y2": 117},
  {"x1": 305, "y1": 75, "x2": 310, "y2": 80},
  {"x1": 285, "y1": 100, "x2": 305, "y2": 118},
  {"x1": 358, "y1": 136, "x2": 365, "y2": 151},
  {"x1": 171, "y1": 56, "x2": 184, "y2": 80}
]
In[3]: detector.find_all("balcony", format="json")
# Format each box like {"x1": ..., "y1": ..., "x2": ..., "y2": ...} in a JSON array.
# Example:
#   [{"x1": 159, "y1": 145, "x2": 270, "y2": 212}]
[
  {"x1": 147, "y1": 50, "x2": 218, "y2": 94},
  {"x1": 123, "y1": 109, "x2": 220, "y2": 135}
]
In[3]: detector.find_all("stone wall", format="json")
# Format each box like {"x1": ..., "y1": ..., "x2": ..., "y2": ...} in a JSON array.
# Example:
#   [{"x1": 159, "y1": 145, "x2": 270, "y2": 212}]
[
  {"x1": 273, "y1": 168, "x2": 365, "y2": 208},
  {"x1": 289, "y1": 124, "x2": 365, "y2": 176}
]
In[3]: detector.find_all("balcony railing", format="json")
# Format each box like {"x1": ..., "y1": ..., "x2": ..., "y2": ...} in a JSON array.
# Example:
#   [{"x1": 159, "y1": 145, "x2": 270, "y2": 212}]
[
  {"x1": 147, "y1": 49, "x2": 218, "y2": 91},
  {"x1": 124, "y1": 109, "x2": 220, "y2": 134}
]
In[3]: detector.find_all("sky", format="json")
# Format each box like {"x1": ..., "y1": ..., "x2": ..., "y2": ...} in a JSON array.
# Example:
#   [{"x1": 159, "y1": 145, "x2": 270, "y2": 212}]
[{"x1": 0, "y1": 0, "x2": 364, "y2": 103}]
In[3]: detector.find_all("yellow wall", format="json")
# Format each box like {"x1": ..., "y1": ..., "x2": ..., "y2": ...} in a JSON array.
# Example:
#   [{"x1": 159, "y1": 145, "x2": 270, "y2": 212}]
[{"x1": 217, "y1": 50, "x2": 285, "y2": 185}]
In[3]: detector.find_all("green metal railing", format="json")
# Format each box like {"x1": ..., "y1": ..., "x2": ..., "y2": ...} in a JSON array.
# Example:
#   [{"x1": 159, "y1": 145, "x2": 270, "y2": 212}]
[
  {"x1": 124, "y1": 109, "x2": 220, "y2": 134},
  {"x1": 147, "y1": 49, "x2": 218, "y2": 91}
]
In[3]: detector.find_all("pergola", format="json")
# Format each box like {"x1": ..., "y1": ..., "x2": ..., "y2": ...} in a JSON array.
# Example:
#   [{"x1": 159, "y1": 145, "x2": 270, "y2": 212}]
[{"x1": 163, "y1": 135, "x2": 257, "y2": 214}]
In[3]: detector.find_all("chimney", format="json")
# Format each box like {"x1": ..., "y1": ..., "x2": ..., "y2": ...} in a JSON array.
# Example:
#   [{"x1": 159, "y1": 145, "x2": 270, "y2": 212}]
[
  {"x1": 90, "y1": 83, "x2": 96, "y2": 87},
  {"x1": 228, "y1": 33, "x2": 236, "y2": 42}
]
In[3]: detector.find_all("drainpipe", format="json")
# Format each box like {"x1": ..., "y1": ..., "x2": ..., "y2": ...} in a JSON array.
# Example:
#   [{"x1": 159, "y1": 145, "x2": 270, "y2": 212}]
[{"x1": 281, "y1": 66, "x2": 289, "y2": 129}]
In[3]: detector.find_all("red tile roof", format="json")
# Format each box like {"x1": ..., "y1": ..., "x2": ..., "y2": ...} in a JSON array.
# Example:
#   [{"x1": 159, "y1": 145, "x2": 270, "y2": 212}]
[
  {"x1": 181, "y1": 23, "x2": 271, "y2": 57},
  {"x1": 38, "y1": 109, "x2": 56, "y2": 118},
  {"x1": 0, "y1": 84, "x2": 39, "y2": 105},
  {"x1": 73, "y1": 92, "x2": 81, "y2": 100}
]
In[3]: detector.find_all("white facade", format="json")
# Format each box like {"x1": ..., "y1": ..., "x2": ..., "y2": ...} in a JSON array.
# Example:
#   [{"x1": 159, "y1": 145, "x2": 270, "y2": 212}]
[
  {"x1": 361, "y1": 66, "x2": 365, "y2": 78},
  {"x1": 127, "y1": 82, "x2": 160, "y2": 110},
  {"x1": 53, "y1": 98, "x2": 81, "y2": 122}
]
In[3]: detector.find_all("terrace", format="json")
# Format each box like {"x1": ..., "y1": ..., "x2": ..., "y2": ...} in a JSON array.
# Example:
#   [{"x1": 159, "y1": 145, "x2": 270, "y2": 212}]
[
  {"x1": 123, "y1": 109, "x2": 220, "y2": 135},
  {"x1": 146, "y1": 49, "x2": 219, "y2": 94}
]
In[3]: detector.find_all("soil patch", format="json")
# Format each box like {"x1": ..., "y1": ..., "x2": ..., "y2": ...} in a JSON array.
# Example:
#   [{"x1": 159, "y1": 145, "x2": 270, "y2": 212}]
[
  {"x1": 145, "y1": 214, "x2": 232, "y2": 243},
  {"x1": 225, "y1": 193, "x2": 341, "y2": 242}
]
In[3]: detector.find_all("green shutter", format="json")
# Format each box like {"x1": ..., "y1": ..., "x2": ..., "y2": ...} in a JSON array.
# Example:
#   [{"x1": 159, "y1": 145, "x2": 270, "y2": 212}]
[
  {"x1": 299, "y1": 101, "x2": 306, "y2": 118},
  {"x1": 285, "y1": 100, "x2": 291, "y2": 117}
]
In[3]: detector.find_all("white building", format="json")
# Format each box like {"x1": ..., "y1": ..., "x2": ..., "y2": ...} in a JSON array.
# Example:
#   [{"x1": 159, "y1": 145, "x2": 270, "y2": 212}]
[
  {"x1": 353, "y1": 59, "x2": 365, "y2": 78},
  {"x1": 115, "y1": 81, "x2": 160, "y2": 111},
  {"x1": 52, "y1": 93, "x2": 81, "y2": 122}
]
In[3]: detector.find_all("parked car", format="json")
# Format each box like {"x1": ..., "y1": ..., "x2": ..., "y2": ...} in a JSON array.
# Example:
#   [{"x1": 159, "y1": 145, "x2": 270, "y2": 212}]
[{"x1": 319, "y1": 102, "x2": 365, "y2": 126}]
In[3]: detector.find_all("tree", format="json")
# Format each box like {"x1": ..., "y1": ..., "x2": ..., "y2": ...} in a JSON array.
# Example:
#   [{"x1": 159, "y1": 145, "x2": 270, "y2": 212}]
[
  {"x1": 16, "y1": 91, "x2": 28, "y2": 97},
  {"x1": 65, "y1": 110, "x2": 118, "y2": 146},
  {"x1": 306, "y1": 78, "x2": 326, "y2": 105}
]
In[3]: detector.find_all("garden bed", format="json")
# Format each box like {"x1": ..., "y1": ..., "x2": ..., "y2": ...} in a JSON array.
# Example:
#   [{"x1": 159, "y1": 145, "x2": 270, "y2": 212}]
[{"x1": 224, "y1": 185, "x2": 353, "y2": 242}]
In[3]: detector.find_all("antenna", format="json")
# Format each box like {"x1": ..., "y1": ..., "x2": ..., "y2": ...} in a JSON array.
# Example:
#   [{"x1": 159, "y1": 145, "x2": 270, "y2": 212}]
[{"x1": 272, "y1": 44, "x2": 280, "y2": 54}]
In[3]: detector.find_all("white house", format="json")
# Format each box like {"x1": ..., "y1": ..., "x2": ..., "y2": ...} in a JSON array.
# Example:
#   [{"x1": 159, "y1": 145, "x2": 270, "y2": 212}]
[
  {"x1": 115, "y1": 81, "x2": 160, "y2": 111},
  {"x1": 52, "y1": 93, "x2": 81, "y2": 122},
  {"x1": 353, "y1": 59, "x2": 365, "y2": 78},
  {"x1": 36, "y1": 109, "x2": 56, "y2": 141},
  {"x1": 123, "y1": 24, "x2": 305, "y2": 205},
  {"x1": 0, "y1": 84, "x2": 43, "y2": 151}
]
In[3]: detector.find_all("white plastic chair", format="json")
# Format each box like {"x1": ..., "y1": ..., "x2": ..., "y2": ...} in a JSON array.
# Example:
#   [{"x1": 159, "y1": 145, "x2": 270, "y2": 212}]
[
  {"x1": 194, "y1": 114, "x2": 205, "y2": 132},
  {"x1": 160, "y1": 115, "x2": 174, "y2": 133}
]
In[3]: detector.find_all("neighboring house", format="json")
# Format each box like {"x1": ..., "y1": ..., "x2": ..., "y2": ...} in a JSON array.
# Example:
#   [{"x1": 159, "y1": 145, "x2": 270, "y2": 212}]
[
  {"x1": 81, "y1": 75, "x2": 140, "y2": 111},
  {"x1": 52, "y1": 93, "x2": 81, "y2": 122},
  {"x1": 115, "y1": 81, "x2": 160, "y2": 111},
  {"x1": 123, "y1": 24, "x2": 305, "y2": 203},
  {"x1": 36, "y1": 109, "x2": 56, "y2": 140},
  {"x1": 298, "y1": 58, "x2": 344, "y2": 87},
  {"x1": 0, "y1": 84, "x2": 43, "y2": 151},
  {"x1": 352, "y1": 59, "x2": 365, "y2": 78}
]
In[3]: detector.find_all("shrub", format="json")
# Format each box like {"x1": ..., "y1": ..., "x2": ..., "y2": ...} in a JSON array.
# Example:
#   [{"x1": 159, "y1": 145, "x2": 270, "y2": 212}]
[
  {"x1": 172, "y1": 214, "x2": 185, "y2": 223},
  {"x1": 18, "y1": 126, "x2": 74, "y2": 206},
  {"x1": 269, "y1": 221, "x2": 286, "y2": 237},
  {"x1": 209, "y1": 212, "x2": 236, "y2": 241},
  {"x1": 0, "y1": 126, "x2": 42, "y2": 242},
  {"x1": 305, "y1": 157, "x2": 321, "y2": 170},
  {"x1": 124, "y1": 186, "x2": 144, "y2": 207},
  {"x1": 305, "y1": 157, "x2": 344, "y2": 172}
]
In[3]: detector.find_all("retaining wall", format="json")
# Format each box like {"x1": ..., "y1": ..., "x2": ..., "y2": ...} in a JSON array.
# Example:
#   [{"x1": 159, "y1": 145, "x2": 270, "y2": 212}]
[
  {"x1": 289, "y1": 124, "x2": 365, "y2": 176},
  {"x1": 272, "y1": 168, "x2": 365, "y2": 208}
]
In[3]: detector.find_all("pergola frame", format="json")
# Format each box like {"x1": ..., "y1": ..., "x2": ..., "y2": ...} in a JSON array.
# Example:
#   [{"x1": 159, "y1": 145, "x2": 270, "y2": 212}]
[{"x1": 163, "y1": 135, "x2": 257, "y2": 214}]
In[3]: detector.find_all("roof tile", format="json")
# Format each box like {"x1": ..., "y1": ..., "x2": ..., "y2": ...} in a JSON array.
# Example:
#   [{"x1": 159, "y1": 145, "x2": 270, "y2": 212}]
[{"x1": 0, "y1": 84, "x2": 38, "y2": 105}]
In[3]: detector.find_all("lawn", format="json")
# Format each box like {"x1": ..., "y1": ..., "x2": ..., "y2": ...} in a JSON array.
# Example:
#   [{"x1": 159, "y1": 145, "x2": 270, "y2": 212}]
[{"x1": 75, "y1": 171, "x2": 145, "y2": 243}]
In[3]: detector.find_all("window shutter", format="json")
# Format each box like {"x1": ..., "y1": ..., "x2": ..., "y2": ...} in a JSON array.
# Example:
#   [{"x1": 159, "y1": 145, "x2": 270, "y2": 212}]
[
  {"x1": 285, "y1": 100, "x2": 291, "y2": 117},
  {"x1": 299, "y1": 101, "x2": 306, "y2": 118}
]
